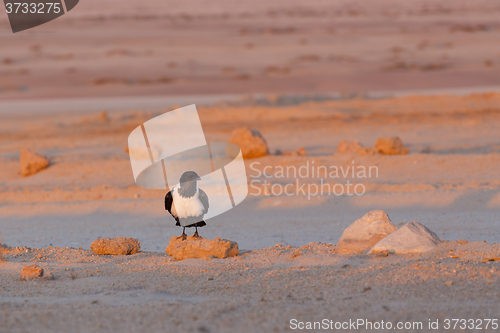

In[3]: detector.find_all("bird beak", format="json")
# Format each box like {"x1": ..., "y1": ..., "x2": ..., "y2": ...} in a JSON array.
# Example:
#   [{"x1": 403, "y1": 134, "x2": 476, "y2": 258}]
[{"x1": 196, "y1": 176, "x2": 201, "y2": 180}]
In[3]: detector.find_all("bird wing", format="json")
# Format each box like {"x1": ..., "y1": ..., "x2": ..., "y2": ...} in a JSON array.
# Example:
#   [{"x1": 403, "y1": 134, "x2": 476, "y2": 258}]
[
  {"x1": 199, "y1": 188, "x2": 209, "y2": 214},
  {"x1": 164, "y1": 190, "x2": 177, "y2": 217}
]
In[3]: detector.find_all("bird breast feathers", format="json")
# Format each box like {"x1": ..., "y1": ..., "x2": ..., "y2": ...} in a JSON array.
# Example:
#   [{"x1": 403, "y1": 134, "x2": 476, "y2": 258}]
[{"x1": 171, "y1": 186, "x2": 205, "y2": 218}]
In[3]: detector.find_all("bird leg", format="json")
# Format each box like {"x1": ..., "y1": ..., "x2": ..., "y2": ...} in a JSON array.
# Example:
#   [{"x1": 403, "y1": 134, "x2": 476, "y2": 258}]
[
  {"x1": 193, "y1": 226, "x2": 201, "y2": 238},
  {"x1": 177, "y1": 227, "x2": 187, "y2": 241}
]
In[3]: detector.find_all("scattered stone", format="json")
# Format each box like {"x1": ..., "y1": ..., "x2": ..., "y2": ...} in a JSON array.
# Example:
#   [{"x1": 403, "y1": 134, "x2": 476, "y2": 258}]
[
  {"x1": 356, "y1": 147, "x2": 378, "y2": 156},
  {"x1": 165, "y1": 236, "x2": 239, "y2": 260},
  {"x1": 227, "y1": 127, "x2": 268, "y2": 159},
  {"x1": 374, "y1": 137, "x2": 409, "y2": 155},
  {"x1": 377, "y1": 249, "x2": 391, "y2": 257},
  {"x1": 338, "y1": 210, "x2": 398, "y2": 253},
  {"x1": 337, "y1": 140, "x2": 364, "y2": 154},
  {"x1": 0, "y1": 238, "x2": 5, "y2": 262},
  {"x1": 369, "y1": 221, "x2": 442, "y2": 254},
  {"x1": 21, "y1": 265, "x2": 44, "y2": 280},
  {"x1": 444, "y1": 280, "x2": 453, "y2": 286},
  {"x1": 90, "y1": 237, "x2": 140, "y2": 255},
  {"x1": 20, "y1": 149, "x2": 50, "y2": 176},
  {"x1": 296, "y1": 147, "x2": 307, "y2": 156},
  {"x1": 482, "y1": 257, "x2": 500, "y2": 263},
  {"x1": 280, "y1": 147, "x2": 307, "y2": 156},
  {"x1": 80, "y1": 111, "x2": 109, "y2": 124}
]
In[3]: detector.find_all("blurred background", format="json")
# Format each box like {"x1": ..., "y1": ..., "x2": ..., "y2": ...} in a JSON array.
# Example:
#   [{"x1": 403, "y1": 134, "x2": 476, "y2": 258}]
[{"x1": 1, "y1": 0, "x2": 500, "y2": 101}]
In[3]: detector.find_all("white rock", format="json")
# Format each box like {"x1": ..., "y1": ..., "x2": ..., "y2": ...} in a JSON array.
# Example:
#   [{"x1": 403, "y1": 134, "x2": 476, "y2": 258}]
[
  {"x1": 369, "y1": 221, "x2": 441, "y2": 254},
  {"x1": 337, "y1": 210, "x2": 397, "y2": 253}
]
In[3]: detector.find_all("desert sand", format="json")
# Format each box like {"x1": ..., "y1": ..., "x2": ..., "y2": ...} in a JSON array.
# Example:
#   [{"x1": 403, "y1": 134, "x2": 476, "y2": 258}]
[
  {"x1": 1, "y1": 0, "x2": 500, "y2": 332},
  {"x1": 1, "y1": 93, "x2": 500, "y2": 332}
]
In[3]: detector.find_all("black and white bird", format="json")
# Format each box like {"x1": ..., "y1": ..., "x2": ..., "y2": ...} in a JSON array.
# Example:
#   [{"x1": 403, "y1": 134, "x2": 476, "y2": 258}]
[{"x1": 164, "y1": 171, "x2": 209, "y2": 240}]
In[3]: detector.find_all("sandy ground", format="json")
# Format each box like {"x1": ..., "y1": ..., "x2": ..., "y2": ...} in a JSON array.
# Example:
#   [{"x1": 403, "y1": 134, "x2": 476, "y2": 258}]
[
  {"x1": 0, "y1": 240, "x2": 499, "y2": 333},
  {"x1": 0, "y1": 92, "x2": 500, "y2": 332}
]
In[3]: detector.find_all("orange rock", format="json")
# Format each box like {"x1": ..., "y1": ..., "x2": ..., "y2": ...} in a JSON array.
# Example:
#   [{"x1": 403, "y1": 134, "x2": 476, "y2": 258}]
[
  {"x1": 20, "y1": 149, "x2": 50, "y2": 176},
  {"x1": 21, "y1": 265, "x2": 44, "y2": 280},
  {"x1": 90, "y1": 237, "x2": 140, "y2": 255},
  {"x1": 482, "y1": 257, "x2": 500, "y2": 263},
  {"x1": 281, "y1": 147, "x2": 307, "y2": 156},
  {"x1": 227, "y1": 127, "x2": 268, "y2": 159},
  {"x1": 374, "y1": 137, "x2": 409, "y2": 155},
  {"x1": 369, "y1": 221, "x2": 442, "y2": 254},
  {"x1": 338, "y1": 210, "x2": 397, "y2": 254},
  {"x1": 165, "y1": 235, "x2": 239, "y2": 260}
]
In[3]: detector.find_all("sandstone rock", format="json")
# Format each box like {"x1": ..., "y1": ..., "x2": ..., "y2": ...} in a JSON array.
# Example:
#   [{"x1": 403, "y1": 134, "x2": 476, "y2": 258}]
[
  {"x1": 227, "y1": 127, "x2": 268, "y2": 159},
  {"x1": 369, "y1": 221, "x2": 442, "y2": 254},
  {"x1": 21, "y1": 265, "x2": 44, "y2": 280},
  {"x1": 165, "y1": 236, "x2": 239, "y2": 260},
  {"x1": 337, "y1": 140, "x2": 364, "y2": 154},
  {"x1": 90, "y1": 237, "x2": 140, "y2": 255},
  {"x1": 295, "y1": 147, "x2": 307, "y2": 156},
  {"x1": 80, "y1": 111, "x2": 109, "y2": 124},
  {"x1": 281, "y1": 147, "x2": 307, "y2": 156},
  {"x1": 357, "y1": 147, "x2": 378, "y2": 156},
  {"x1": 338, "y1": 210, "x2": 397, "y2": 253},
  {"x1": 374, "y1": 137, "x2": 409, "y2": 155},
  {"x1": 20, "y1": 149, "x2": 50, "y2": 176}
]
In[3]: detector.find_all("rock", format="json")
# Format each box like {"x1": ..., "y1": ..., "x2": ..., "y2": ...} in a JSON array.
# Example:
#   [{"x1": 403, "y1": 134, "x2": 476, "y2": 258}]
[
  {"x1": 279, "y1": 147, "x2": 307, "y2": 156},
  {"x1": 20, "y1": 149, "x2": 50, "y2": 176},
  {"x1": 80, "y1": 111, "x2": 109, "y2": 124},
  {"x1": 369, "y1": 221, "x2": 442, "y2": 254},
  {"x1": 90, "y1": 237, "x2": 140, "y2": 255},
  {"x1": 165, "y1": 236, "x2": 239, "y2": 260},
  {"x1": 337, "y1": 210, "x2": 397, "y2": 253},
  {"x1": 227, "y1": 127, "x2": 268, "y2": 159},
  {"x1": 357, "y1": 147, "x2": 378, "y2": 156},
  {"x1": 337, "y1": 140, "x2": 364, "y2": 154},
  {"x1": 296, "y1": 147, "x2": 307, "y2": 156},
  {"x1": 21, "y1": 265, "x2": 44, "y2": 280},
  {"x1": 374, "y1": 137, "x2": 409, "y2": 155}
]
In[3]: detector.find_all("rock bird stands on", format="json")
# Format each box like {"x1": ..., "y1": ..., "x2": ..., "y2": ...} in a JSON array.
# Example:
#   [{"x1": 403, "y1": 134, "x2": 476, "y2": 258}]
[{"x1": 165, "y1": 171, "x2": 209, "y2": 240}]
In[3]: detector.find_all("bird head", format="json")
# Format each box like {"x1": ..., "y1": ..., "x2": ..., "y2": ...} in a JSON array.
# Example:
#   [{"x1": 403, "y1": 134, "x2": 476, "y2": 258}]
[{"x1": 179, "y1": 171, "x2": 201, "y2": 186}]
